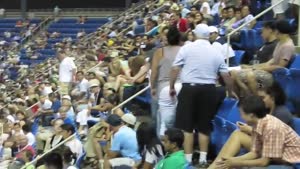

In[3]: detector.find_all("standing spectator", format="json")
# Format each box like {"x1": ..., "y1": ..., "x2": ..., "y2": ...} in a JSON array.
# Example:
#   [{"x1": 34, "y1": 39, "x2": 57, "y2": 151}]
[
  {"x1": 272, "y1": 0, "x2": 289, "y2": 19},
  {"x1": 170, "y1": 12, "x2": 189, "y2": 33},
  {"x1": 150, "y1": 26, "x2": 182, "y2": 136},
  {"x1": 155, "y1": 128, "x2": 186, "y2": 169},
  {"x1": 57, "y1": 51, "x2": 77, "y2": 95},
  {"x1": 169, "y1": 24, "x2": 235, "y2": 166}
]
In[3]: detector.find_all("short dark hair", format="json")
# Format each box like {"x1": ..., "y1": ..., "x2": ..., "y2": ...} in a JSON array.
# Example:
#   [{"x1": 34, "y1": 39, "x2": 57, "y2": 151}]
[
  {"x1": 167, "y1": 26, "x2": 181, "y2": 45},
  {"x1": 44, "y1": 153, "x2": 63, "y2": 169},
  {"x1": 22, "y1": 124, "x2": 31, "y2": 133},
  {"x1": 165, "y1": 128, "x2": 184, "y2": 149},
  {"x1": 106, "y1": 93, "x2": 119, "y2": 105},
  {"x1": 238, "y1": 95, "x2": 270, "y2": 118},
  {"x1": 264, "y1": 82, "x2": 286, "y2": 106},
  {"x1": 61, "y1": 124, "x2": 75, "y2": 135},
  {"x1": 263, "y1": 21, "x2": 276, "y2": 30},
  {"x1": 275, "y1": 19, "x2": 293, "y2": 34},
  {"x1": 76, "y1": 71, "x2": 84, "y2": 75}
]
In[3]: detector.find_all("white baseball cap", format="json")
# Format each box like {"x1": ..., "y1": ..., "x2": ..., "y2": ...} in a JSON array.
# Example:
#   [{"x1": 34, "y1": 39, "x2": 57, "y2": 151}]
[
  {"x1": 121, "y1": 113, "x2": 137, "y2": 126},
  {"x1": 62, "y1": 95, "x2": 71, "y2": 101},
  {"x1": 208, "y1": 26, "x2": 219, "y2": 33},
  {"x1": 193, "y1": 24, "x2": 210, "y2": 39}
]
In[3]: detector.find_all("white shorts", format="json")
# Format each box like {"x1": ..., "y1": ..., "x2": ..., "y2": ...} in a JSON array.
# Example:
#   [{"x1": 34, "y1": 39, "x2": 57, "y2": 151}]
[{"x1": 109, "y1": 158, "x2": 135, "y2": 167}]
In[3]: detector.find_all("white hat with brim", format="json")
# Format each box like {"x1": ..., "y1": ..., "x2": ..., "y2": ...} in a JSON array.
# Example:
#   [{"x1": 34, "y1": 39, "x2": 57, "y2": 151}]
[{"x1": 121, "y1": 113, "x2": 137, "y2": 126}]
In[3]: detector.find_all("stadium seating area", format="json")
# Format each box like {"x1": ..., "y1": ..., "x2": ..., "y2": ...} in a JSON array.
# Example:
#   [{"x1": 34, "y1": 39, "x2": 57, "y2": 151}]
[{"x1": 0, "y1": 0, "x2": 300, "y2": 168}]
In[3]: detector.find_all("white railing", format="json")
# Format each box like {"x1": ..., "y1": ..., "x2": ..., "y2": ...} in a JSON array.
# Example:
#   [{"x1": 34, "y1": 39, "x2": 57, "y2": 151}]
[
  {"x1": 21, "y1": 133, "x2": 76, "y2": 169},
  {"x1": 111, "y1": 85, "x2": 150, "y2": 112},
  {"x1": 226, "y1": 0, "x2": 287, "y2": 65}
]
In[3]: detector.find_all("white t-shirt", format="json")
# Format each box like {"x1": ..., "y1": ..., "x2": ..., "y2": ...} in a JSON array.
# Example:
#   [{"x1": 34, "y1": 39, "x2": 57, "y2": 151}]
[
  {"x1": 26, "y1": 132, "x2": 36, "y2": 146},
  {"x1": 42, "y1": 86, "x2": 53, "y2": 96},
  {"x1": 243, "y1": 14, "x2": 255, "y2": 29},
  {"x1": 200, "y1": 2, "x2": 211, "y2": 15},
  {"x1": 59, "y1": 57, "x2": 76, "y2": 83},
  {"x1": 144, "y1": 145, "x2": 164, "y2": 164},
  {"x1": 67, "y1": 166, "x2": 77, "y2": 169},
  {"x1": 65, "y1": 139, "x2": 83, "y2": 156},
  {"x1": 79, "y1": 78, "x2": 89, "y2": 93}
]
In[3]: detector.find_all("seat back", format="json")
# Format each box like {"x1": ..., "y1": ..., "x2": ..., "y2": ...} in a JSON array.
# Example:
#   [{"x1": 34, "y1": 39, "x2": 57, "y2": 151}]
[
  {"x1": 216, "y1": 98, "x2": 238, "y2": 118},
  {"x1": 293, "y1": 118, "x2": 300, "y2": 136},
  {"x1": 234, "y1": 50, "x2": 245, "y2": 65},
  {"x1": 290, "y1": 55, "x2": 300, "y2": 69}
]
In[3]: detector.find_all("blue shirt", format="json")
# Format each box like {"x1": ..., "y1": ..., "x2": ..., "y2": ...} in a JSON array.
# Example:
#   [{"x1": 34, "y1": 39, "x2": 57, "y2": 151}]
[
  {"x1": 51, "y1": 100, "x2": 61, "y2": 113},
  {"x1": 110, "y1": 126, "x2": 141, "y2": 161},
  {"x1": 173, "y1": 39, "x2": 228, "y2": 84}
]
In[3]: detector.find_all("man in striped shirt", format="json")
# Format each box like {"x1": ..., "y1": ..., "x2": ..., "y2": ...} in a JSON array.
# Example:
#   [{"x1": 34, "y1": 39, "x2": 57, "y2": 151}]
[{"x1": 217, "y1": 95, "x2": 300, "y2": 169}]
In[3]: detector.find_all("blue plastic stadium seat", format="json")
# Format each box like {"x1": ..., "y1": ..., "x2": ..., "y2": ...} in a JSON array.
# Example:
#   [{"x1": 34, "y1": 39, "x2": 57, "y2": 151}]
[
  {"x1": 254, "y1": 29, "x2": 263, "y2": 49},
  {"x1": 290, "y1": 55, "x2": 300, "y2": 69},
  {"x1": 254, "y1": 21, "x2": 264, "y2": 29},
  {"x1": 76, "y1": 152, "x2": 86, "y2": 168},
  {"x1": 216, "y1": 98, "x2": 238, "y2": 118},
  {"x1": 136, "y1": 19, "x2": 144, "y2": 25},
  {"x1": 293, "y1": 118, "x2": 300, "y2": 135},
  {"x1": 135, "y1": 88, "x2": 151, "y2": 104},
  {"x1": 226, "y1": 104, "x2": 244, "y2": 123},
  {"x1": 232, "y1": 29, "x2": 248, "y2": 49},
  {"x1": 272, "y1": 68, "x2": 290, "y2": 92},
  {"x1": 234, "y1": 50, "x2": 245, "y2": 66},
  {"x1": 286, "y1": 69, "x2": 300, "y2": 115},
  {"x1": 211, "y1": 116, "x2": 237, "y2": 154}
]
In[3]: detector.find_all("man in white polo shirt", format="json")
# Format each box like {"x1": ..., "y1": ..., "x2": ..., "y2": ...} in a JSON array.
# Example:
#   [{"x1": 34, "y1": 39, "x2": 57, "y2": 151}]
[{"x1": 57, "y1": 50, "x2": 77, "y2": 95}]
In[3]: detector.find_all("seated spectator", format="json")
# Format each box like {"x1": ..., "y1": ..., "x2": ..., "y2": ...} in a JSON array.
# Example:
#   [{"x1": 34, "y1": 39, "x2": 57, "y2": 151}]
[
  {"x1": 136, "y1": 122, "x2": 165, "y2": 169},
  {"x1": 48, "y1": 92, "x2": 61, "y2": 114},
  {"x1": 208, "y1": 26, "x2": 235, "y2": 66},
  {"x1": 15, "y1": 135, "x2": 36, "y2": 159},
  {"x1": 61, "y1": 123, "x2": 83, "y2": 157},
  {"x1": 43, "y1": 153, "x2": 63, "y2": 169},
  {"x1": 71, "y1": 71, "x2": 90, "y2": 99},
  {"x1": 232, "y1": 20, "x2": 295, "y2": 97},
  {"x1": 255, "y1": 21, "x2": 278, "y2": 64},
  {"x1": 104, "y1": 114, "x2": 141, "y2": 168},
  {"x1": 222, "y1": 6, "x2": 236, "y2": 31},
  {"x1": 59, "y1": 107, "x2": 75, "y2": 126},
  {"x1": 214, "y1": 95, "x2": 300, "y2": 168},
  {"x1": 170, "y1": 12, "x2": 188, "y2": 33},
  {"x1": 43, "y1": 118, "x2": 64, "y2": 153},
  {"x1": 155, "y1": 128, "x2": 187, "y2": 169},
  {"x1": 61, "y1": 95, "x2": 75, "y2": 119},
  {"x1": 63, "y1": 147, "x2": 77, "y2": 169},
  {"x1": 211, "y1": 0, "x2": 225, "y2": 16},
  {"x1": 238, "y1": 5, "x2": 256, "y2": 29},
  {"x1": 37, "y1": 95, "x2": 53, "y2": 126},
  {"x1": 209, "y1": 83, "x2": 294, "y2": 169},
  {"x1": 184, "y1": 30, "x2": 196, "y2": 44},
  {"x1": 77, "y1": 30, "x2": 86, "y2": 39},
  {"x1": 16, "y1": 20, "x2": 23, "y2": 27},
  {"x1": 22, "y1": 124, "x2": 36, "y2": 146}
]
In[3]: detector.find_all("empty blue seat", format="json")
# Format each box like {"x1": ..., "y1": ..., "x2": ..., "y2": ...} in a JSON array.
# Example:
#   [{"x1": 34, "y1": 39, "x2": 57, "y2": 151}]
[
  {"x1": 286, "y1": 69, "x2": 300, "y2": 115},
  {"x1": 272, "y1": 68, "x2": 290, "y2": 92},
  {"x1": 226, "y1": 104, "x2": 243, "y2": 123},
  {"x1": 290, "y1": 55, "x2": 300, "y2": 69},
  {"x1": 217, "y1": 98, "x2": 238, "y2": 118},
  {"x1": 234, "y1": 50, "x2": 245, "y2": 66},
  {"x1": 293, "y1": 118, "x2": 300, "y2": 135},
  {"x1": 254, "y1": 21, "x2": 264, "y2": 29}
]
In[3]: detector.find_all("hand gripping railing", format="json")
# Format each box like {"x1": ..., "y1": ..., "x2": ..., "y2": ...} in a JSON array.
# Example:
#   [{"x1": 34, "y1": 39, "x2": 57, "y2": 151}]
[{"x1": 225, "y1": 0, "x2": 287, "y2": 66}]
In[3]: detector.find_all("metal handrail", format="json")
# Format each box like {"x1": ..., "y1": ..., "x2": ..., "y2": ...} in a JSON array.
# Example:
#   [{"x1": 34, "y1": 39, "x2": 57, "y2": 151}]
[
  {"x1": 21, "y1": 133, "x2": 76, "y2": 169},
  {"x1": 225, "y1": 0, "x2": 286, "y2": 65},
  {"x1": 111, "y1": 85, "x2": 150, "y2": 112}
]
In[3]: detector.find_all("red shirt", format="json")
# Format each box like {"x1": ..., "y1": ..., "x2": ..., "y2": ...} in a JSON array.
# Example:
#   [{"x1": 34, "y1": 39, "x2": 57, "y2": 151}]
[
  {"x1": 175, "y1": 18, "x2": 188, "y2": 32},
  {"x1": 16, "y1": 145, "x2": 36, "y2": 159}
]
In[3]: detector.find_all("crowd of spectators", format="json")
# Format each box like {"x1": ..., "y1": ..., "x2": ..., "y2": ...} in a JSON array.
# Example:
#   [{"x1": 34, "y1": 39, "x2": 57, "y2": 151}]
[{"x1": 0, "y1": 0, "x2": 300, "y2": 169}]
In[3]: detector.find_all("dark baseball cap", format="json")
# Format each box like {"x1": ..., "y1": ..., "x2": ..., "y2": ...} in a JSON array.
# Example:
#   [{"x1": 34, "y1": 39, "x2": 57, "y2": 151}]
[{"x1": 106, "y1": 114, "x2": 122, "y2": 127}]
